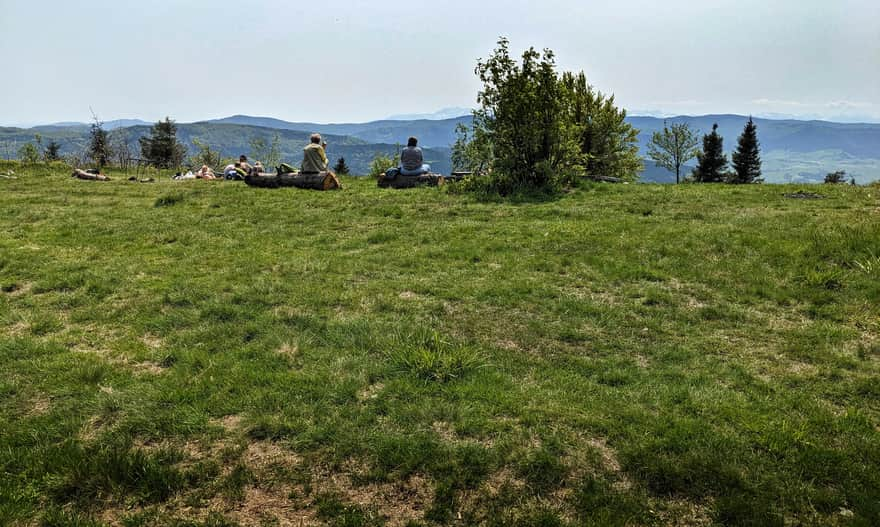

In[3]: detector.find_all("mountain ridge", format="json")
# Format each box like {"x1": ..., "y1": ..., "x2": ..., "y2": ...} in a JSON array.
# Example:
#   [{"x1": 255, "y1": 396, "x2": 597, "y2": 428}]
[{"x1": 3, "y1": 114, "x2": 879, "y2": 183}]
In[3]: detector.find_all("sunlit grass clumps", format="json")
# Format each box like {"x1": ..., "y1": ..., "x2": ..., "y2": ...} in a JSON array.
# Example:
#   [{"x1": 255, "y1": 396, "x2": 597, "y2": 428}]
[{"x1": 1, "y1": 161, "x2": 879, "y2": 526}]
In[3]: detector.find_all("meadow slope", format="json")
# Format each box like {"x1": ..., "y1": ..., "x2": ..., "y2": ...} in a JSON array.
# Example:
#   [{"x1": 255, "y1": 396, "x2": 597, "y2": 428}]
[{"x1": 1, "y1": 164, "x2": 879, "y2": 526}]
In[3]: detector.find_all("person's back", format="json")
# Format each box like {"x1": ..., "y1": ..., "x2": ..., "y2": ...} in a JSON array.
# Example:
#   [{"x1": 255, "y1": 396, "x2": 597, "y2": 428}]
[
  {"x1": 302, "y1": 133, "x2": 328, "y2": 173},
  {"x1": 399, "y1": 137, "x2": 430, "y2": 175},
  {"x1": 400, "y1": 145, "x2": 423, "y2": 171}
]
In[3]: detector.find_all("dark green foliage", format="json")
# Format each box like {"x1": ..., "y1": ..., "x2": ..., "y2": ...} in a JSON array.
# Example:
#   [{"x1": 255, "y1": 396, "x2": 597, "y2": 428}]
[
  {"x1": 560, "y1": 72, "x2": 642, "y2": 181},
  {"x1": 44, "y1": 140, "x2": 61, "y2": 161},
  {"x1": 573, "y1": 476, "x2": 652, "y2": 526},
  {"x1": 469, "y1": 38, "x2": 579, "y2": 192},
  {"x1": 368, "y1": 152, "x2": 395, "y2": 180},
  {"x1": 825, "y1": 170, "x2": 847, "y2": 184},
  {"x1": 730, "y1": 117, "x2": 762, "y2": 183},
  {"x1": 88, "y1": 118, "x2": 112, "y2": 168},
  {"x1": 458, "y1": 38, "x2": 640, "y2": 193},
  {"x1": 647, "y1": 121, "x2": 699, "y2": 183},
  {"x1": 517, "y1": 448, "x2": 567, "y2": 495},
  {"x1": 49, "y1": 438, "x2": 185, "y2": 505},
  {"x1": 154, "y1": 193, "x2": 186, "y2": 207},
  {"x1": 334, "y1": 156, "x2": 350, "y2": 175},
  {"x1": 139, "y1": 117, "x2": 187, "y2": 169},
  {"x1": 17, "y1": 142, "x2": 40, "y2": 164},
  {"x1": 693, "y1": 123, "x2": 728, "y2": 182},
  {"x1": 216, "y1": 463, "x2": 253, "y2": 502}
]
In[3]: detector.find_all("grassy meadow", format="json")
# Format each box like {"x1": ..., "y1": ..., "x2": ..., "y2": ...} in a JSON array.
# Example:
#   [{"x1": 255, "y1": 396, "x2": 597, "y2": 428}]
[{"x1": 1, "y1": 162, "x2": 879, "y2": 526}]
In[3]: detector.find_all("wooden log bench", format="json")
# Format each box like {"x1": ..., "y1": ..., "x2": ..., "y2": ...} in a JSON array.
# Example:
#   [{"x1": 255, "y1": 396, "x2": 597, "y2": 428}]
[
  {"x1": 377, "y1": 172, "x2": 445, "y2": 189},
  {"x1": 244, "y1": 171, "x2": 341, "y2": 191}
]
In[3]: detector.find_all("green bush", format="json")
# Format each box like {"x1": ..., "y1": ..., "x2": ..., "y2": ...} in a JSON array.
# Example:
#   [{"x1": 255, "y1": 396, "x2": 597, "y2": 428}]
[{"x1": 368, "y1": 152, "x2": 396, "y2": 180}]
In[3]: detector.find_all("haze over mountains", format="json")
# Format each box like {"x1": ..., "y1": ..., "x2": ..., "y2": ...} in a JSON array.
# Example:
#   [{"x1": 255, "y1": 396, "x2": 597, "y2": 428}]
[{"x1": 3, "y1": 112, "x2": 879, "y2": 183}]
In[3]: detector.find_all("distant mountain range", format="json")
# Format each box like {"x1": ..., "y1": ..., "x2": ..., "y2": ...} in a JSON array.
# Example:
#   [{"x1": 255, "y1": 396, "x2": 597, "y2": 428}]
[
  {"x1": 385, "y1": 107, "x2": 473, "y2": 121},
  {"x1": 3, "y1": 113, "x2": 879, "y2": 183},
  {"x1": 200, "y1": 115, "x2": 472, "y2": 149},
  {"x1": 36, "y1": 119, "x2": 152, "y2": 131}
]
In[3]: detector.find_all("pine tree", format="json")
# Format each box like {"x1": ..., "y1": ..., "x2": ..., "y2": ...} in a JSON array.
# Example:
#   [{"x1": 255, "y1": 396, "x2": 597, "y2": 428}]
[
  {"x1": 730, "y1": 117, "x2": 762, "y2": 183},
  {"x1": 88, "y1": 119, "x2": 112, "y2": 167},
  {"x1": 44, "y1": 140, "x2": 61, "y2": 161},
  {"x1": 692, "y1": 124, "x2": 727, "y2": 182},
  {"x1": 139, "y1": 117, "x2": 187, "y2": 169},
  {"x1": 333, "y1": 156, "x2": 350, "y2": 175}
]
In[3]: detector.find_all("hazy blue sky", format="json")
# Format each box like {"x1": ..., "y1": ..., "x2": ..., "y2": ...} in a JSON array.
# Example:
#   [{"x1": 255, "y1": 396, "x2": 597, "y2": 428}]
[{"x1": 1, "y1": 0, "x2": 878, "y2": 125}]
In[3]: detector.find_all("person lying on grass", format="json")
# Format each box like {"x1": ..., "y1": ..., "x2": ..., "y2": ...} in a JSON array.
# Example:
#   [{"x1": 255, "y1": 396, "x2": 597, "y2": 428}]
[
  {"x1": 196, "y1": 165, "x2": 216, "y2": 180},
  {"x1": 71, "y1": 168, "x2": 110, "y2": 181}
]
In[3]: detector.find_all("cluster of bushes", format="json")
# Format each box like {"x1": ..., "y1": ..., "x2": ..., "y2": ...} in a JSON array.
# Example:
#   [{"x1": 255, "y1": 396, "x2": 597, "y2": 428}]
[
  {"x1": 452, "y1": 38, "x2": 642, "y2": 194},
  {"x1": 12, "y1": 133, "x2": 62, "y2": 165}
]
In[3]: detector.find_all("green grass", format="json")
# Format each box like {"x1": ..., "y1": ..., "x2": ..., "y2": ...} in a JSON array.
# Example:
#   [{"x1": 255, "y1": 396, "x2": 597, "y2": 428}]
[{"x1": 1, "y1": 161, "x2": 879, "y2": 526}]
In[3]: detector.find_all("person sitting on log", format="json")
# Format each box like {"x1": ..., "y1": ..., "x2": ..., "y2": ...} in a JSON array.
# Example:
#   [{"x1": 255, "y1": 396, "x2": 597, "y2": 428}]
[
  {"x1": 301, "y1": 133, "x2": 330, "y2": 174},
  {"x1": 399, "y1": 136, "x2": 431, "y2": 176}
]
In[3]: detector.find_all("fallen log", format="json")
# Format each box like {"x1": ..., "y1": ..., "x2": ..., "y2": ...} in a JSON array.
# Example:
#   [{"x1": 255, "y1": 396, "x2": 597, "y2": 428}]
[
  {"x1": 378, "y1": 172, "x2": 445, "y2": 189},
  {"x1": 72, "y1": 169, "x2": 110, "y2": 181},
  {"x1": 245, "y1": 171, "x2": 341, "y2": 191}
]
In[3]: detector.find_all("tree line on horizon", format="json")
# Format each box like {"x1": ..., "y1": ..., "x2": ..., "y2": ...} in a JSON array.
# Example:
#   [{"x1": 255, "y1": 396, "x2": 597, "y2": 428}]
[
  {"x1": 53, "y1": 116, "x2": 355, "y2": 175},
  {"x1": 648, "y1": 118, "x2": 763, "y2": 184}
]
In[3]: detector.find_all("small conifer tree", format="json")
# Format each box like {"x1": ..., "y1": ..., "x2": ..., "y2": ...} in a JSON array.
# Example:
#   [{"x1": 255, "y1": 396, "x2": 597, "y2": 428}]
[
  {"x1": 140, "y1": 117, "x2": 187, "y2": 169},
  {"x1": 88, "y1": 116, "x2": 112, "y2": 168},
  {"x1": 44, "y1": 140, "x2": 61, "y2": 161},
  {"x1": 730, "y1": 117, "x2": 762, "y2": 183},
  {"x1": 693, "y1": 124, "x2": 727, "y2": 182},
  {"x1": 333, "y1": 156, "x2": 350, "y2": 175}
]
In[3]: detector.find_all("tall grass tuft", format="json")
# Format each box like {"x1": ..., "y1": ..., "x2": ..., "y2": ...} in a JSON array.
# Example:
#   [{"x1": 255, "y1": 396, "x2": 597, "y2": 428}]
[{"x1": 384, "y1": 329, "x2": 485, "y2": 383}]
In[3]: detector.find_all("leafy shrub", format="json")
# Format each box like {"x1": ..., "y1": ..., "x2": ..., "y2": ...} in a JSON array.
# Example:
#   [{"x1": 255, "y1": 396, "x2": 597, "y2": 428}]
[
  {"x1": 368, "y1": 152, "x2": 396, "y2": 180},
  {"x1": 17, "y1": 142, "x2": 41, "y2": 164},
  {"x1": 824, "y1": 170, "x2": 846, "y2": 184}
]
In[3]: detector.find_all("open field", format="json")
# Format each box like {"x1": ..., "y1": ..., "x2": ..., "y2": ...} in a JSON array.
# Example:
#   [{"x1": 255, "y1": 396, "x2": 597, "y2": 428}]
[{"x1": 1, "y1": 163, "x2": 879, "y2": 526}]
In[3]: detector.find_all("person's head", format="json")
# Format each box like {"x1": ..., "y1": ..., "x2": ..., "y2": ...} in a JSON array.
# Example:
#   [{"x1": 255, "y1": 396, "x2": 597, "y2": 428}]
[
  {"x1": 201, "y1": 165, "x2": 208, "y2": 171},
  {"x1": 239, "y1": 155, "x2": 248, "y2": 163},
  {"x1": 310, "y1": 133, "x2": 322, "y2": 145},
  {"x1": 407, "y1": 136, "x2": 418, "y2": 147}
]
